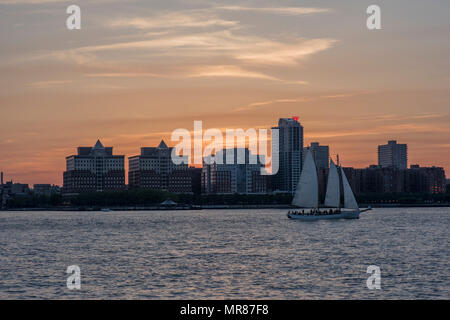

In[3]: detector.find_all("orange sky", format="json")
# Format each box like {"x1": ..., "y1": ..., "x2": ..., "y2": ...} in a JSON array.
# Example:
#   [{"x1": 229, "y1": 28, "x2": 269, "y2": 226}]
[{"x1": 0, "y1": 0, "x2": 449, "y2": 185}]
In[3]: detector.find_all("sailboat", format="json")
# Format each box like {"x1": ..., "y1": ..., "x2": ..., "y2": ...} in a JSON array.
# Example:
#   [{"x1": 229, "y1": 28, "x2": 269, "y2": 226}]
[{"x1": 287, "y1": 150, "x2": 371, "y2": 220}]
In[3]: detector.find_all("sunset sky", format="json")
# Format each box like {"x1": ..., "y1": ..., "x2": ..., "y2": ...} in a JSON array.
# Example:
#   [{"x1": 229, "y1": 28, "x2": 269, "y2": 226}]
[{"x1": 1, "y1": 0, "x2": 449, "y2": 185}]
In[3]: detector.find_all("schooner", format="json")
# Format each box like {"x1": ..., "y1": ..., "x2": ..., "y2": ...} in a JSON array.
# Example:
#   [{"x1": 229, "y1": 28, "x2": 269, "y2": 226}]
[{"x1": 287, "y1": 150, "x2": 371, "y2": 220}]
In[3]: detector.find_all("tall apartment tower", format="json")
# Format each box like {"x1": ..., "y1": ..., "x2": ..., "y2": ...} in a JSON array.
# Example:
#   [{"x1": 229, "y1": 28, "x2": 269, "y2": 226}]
[
  {"x1": 271, "y1": 118, "x2": 304, "y2": 193},
  {"x1": 304, "y1": 142, "x2": 329, "y2": 169},
  {"x1": 378, "y1": 140, "x2": 408, "y2": 169},
  {"x1": 63, "y1": 140, "x2": 125, "y2": 194}
]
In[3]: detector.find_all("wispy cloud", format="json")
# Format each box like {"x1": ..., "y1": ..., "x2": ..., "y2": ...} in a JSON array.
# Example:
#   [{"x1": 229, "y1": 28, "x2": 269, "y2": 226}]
[
  {"x1": 236, "y1": 91, "x2": 371, "y2": 111},
  {"x1": 216, "y1": 6, "x2": 331, "y2": 16},
  {"x1": 309, "y1": 123, "x2": 450, "y2": 139},
  {"x1": 354, "y1": 113, "x2": 446, "y2": 122},
  {"x1": 107, "y1": 6, "x2": 330, "y2": 31},
  {"x1": 236, "y1": 38, "x2": 337, "y2": 65},
  {"x1": 86, "y1": 65, "x2": 280, "y2": 82},
  {"x1": 109, "y1": 12, "x2": 238, "y2": 30},
  {"x1": 187, "y1": 65, "x2": 279, "y2": 81},
  {"x1": 86, "y1": 72, "x2": 161, "y2": 78},
  {"x1": 56, "y1": 31, "x2": 336, "y2": 70}
]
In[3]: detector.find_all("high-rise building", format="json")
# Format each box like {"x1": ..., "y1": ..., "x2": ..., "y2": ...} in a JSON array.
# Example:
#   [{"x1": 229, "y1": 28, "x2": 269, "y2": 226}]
[
  {"x1": 201, "y1": 148, "x2": 267, "y2": 194},
  {"x1": 304, "y1": 142, "x2": 329, "y2": 169},
  {"x1": 271, "y1": 118, "x2": 304, "y2": 193},
  {"x1": 63, "y1": 140, "x2": 125, "y2": 194},
  {"x1": 378, "y1": 140, "x2": 407, "y2": 169},
  {"x1": 128, "y1": 140, "x2": 192, "y2": 193}
]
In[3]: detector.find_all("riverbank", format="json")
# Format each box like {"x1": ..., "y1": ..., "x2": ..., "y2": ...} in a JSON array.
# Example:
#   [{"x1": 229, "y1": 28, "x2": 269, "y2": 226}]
[{"x1": 2, "y1": 203, "x2": 450, "y2": 211}]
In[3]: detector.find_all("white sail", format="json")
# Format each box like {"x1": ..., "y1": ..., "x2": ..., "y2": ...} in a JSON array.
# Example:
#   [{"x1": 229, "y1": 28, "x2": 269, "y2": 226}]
[
  {"x1": 292, "y1": 150, "x2": 318, "y2": 208},
  {"x1": 324, "y1": 160, "x2": 340, "y2": 208},
  {"x1": 340, "y1": 167, "x2": 359, "y2": 210}
]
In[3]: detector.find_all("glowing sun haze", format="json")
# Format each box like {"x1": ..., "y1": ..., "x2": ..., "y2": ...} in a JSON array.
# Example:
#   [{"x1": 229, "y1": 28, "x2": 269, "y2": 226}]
[{"x1": 0, "y1": 0, "x2": 449, "y2": 185}]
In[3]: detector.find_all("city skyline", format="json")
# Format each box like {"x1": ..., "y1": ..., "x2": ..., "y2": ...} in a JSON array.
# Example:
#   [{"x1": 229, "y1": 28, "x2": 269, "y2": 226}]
[
  {"x1": 0, "y1": 131, "x2": 447, "y2": 188},
  {"x1": 1, "y1": 0, "x2": 449, "y2": 185}
]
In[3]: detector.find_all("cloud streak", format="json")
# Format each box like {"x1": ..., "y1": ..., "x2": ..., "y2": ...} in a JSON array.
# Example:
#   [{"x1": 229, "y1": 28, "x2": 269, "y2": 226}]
[
  {"x1": 187, "y1": 65, "x2": 280, "y2": 81},
  {"x1": 109, "y1": 12, "x2": 238, "y2": 30},
  {"x1": 235, "y1": 91, "x2": 372, "y2": 111},
  {"x1": 216, "y1": 6, "x2": 331, "y2": 16}
]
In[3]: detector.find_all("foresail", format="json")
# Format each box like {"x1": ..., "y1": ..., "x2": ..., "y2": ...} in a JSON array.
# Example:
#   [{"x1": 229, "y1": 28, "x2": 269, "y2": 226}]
[
  {"x1": 324, "y1": 160, "x2": 340, "y2": 208},
  {"x1": 292, "y1": 150, "x2": 318, "y2": 208},
  {"x1": 340, "y1": 167, "x2": 359, "y2": 210}
]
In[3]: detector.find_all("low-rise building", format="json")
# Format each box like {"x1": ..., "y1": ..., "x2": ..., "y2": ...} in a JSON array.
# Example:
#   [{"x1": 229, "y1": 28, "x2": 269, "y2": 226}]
[
  {"x1": 0, "y1": 181, "x2": 30, "y2": 196},
  {"x1": 33, "y1": 184, "x2": 61, "y2": 196},
  {"x1": 342, "y1": 165, "x2": 446, "y2": 195}
]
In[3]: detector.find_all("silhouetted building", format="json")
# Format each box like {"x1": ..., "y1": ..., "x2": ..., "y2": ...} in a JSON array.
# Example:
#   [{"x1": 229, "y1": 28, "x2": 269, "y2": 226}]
[
  {"x1": 378, "y1": 140, "x2": 407, "y2": 169},
  {"x1": 1, "y1": 179, "x2": 30, "y2": 209},
  {"x1": 342, "y1": 165, "x2": 445, "y2": 195},
  {"x1": 63, "y1": 140, "x2": 125, "y2": 194},
  {"x1": 305, "y1": 142, "x2": 329, "y2": 169},
  {"x1": 33, "y1": 184, "x2": 61, "y2": 196},
  {"x1": 128, "y1": 140, "x2": 192, "y2": 193},
  {"x1": 187, "y1": 167, "x2": 202, "y2": 195},
  {"x1": 202, "y1": 148, "x2": 267, "y2": 194},
  {"x1": 317, "y1": 168, "x2": 329, "y2": 203},
  {"x1": 271, "y1": 118, "x2": 304, "y2": 193},
  {"x1": 1, "y1": 179, "x2": 30, "y2": 196},
  {"x1": 405, "y1": 165, "x2": 446, "y2": 193}
]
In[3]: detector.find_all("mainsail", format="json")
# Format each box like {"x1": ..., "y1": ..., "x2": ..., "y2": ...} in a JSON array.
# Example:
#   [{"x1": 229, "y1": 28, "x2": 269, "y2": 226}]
[
  {"x1": 340, "y1": 167, "x2": 359, "y2": 210},
  {"x1": 292, "y1": 150, "x2": 318, "y2": 208},
  {"x1": 324, "y1": 160, "x2": 340, "y2": 208}
]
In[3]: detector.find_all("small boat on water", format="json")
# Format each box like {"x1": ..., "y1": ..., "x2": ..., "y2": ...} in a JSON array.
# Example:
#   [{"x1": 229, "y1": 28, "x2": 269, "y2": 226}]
[
  {"x1": 287, "y1": 150, "x2": 371, "y2": 221},
  {"x1": 101, "y1": 208, "x2": 112, "y2": 212}
]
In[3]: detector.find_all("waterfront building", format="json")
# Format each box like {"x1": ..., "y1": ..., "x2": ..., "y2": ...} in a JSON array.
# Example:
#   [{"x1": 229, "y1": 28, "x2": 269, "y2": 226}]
[
  {"x1": 406, "y1": 165, "x2": 446, "y2": 194},
  {"x1": 0, "y1": 181, "x2": 30, "y2": 196},
  {"x1": 33, "y1": 184, "x2": 61, "y2": 196},
  {"x1": 342, "y1": 165, "x2": 446, "y2": 195},
  {"x1": 0, "y1": 174, "x2": 30, "y2": 208},
  {"x1": 201, "y1": 148, "x2": 267, "y2": 194},
  {"x1": 128, "y1": 140, "x2": 192, "y2": 193},
  {"x1": 63, "y1": 140, "x2": 125, "y2": 194}
]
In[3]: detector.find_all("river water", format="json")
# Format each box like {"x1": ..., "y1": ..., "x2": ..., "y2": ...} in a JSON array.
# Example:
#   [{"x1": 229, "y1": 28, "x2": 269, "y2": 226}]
[{"x1": 0, "y1": 207, "x2": 448, "y2": 299}]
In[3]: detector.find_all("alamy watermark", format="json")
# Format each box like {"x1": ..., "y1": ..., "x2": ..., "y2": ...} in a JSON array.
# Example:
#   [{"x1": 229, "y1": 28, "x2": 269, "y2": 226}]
[
  {"x1": 64, "y1": 5, "x2": 381, "y2": 34},
  {"x1": 367, "y1": 5, "x2": 381, "y2": 30},
  {"x1": 366, "y1": 265, "x2": 381, "y2": 290},
  {"x1": 66, "y1": 5, "x2": 81, "y2": 30},
  {"x1": 66, "y1": 265, "x2": 81, "y2": 290},
  {"x1": 170, "y1": 120, "x2": 279, "y2": 175}
]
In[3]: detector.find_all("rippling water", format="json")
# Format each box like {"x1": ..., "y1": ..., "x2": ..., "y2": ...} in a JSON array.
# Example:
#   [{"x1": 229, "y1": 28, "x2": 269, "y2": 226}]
[{"x1": 0, "y1": 208, "x2": 448, "y2": 299}]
